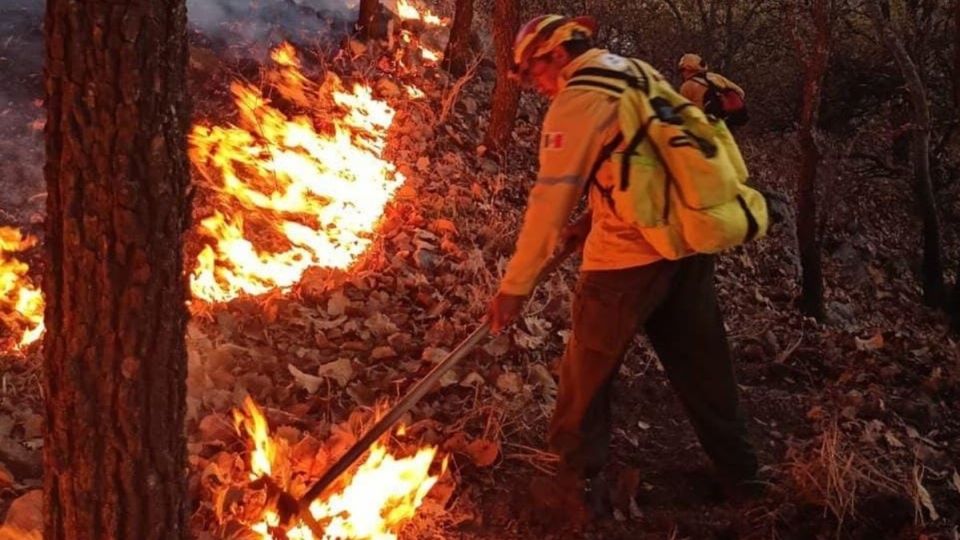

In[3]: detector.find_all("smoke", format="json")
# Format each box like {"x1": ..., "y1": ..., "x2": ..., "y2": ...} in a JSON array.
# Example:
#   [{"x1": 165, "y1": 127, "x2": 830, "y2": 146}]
[{"x1": 186, "y1": 0, "x2": 362, "y2": 54}]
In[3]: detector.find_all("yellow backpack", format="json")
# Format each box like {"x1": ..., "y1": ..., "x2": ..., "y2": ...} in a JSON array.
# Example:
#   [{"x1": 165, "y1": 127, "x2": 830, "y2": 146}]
[{"x1": 569, "y1": 58, "x2": 768, "y2": 259}]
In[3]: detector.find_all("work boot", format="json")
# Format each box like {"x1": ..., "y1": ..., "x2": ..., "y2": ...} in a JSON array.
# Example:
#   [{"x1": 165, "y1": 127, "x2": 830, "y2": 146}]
[
  {"x1": 716, "y1": 466, "x2": 767, "y2": 503},
  {"x1": 528, "y1": 468, "x2": 614, "y2": 528},
  {"x1": 583, "y1": 471, "x2": 613, "y2": 519}
]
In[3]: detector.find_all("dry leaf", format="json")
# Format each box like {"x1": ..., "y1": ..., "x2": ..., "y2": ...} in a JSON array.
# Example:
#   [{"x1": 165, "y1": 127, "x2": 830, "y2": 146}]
[
  {"x1": 289, "y1": 364, "x2": 324, "y2": 394},
  {"x1": 442, "y1": 432, "x2": 469, "y2": 453},
  {"x1": 421, "y1": 347, "x2": 449, "y2": 364},
  {"x1": 364, "y1": 313, "x2": 399, "y2": 337},
  {"x1": 465, "y1": 438, "x2": 499, "y2": 467},
  {"x1": 438, "y1": 369, "x2": 459, "y2": 388},
  {"x1": 528, "y1": 363, "x2": 556, "y2": 393},
  {"x1": 483, "y1": 334, "x2": 510, "y2": 357},
  {"x1": 327, "y1": 291, "x2": 350, "y2": 317},
  {"x1": 371, "y1": 346, "x2": 397, "y2": 360},
  {"x1": 951, "y1": 470, "x2": 960, "y2": 494},
  {"x1": 884, "y1": 431, "x2": 905, "y2": 448},
  {"x1": 1, "y1": 490, "x2": 41, "y2": 535},
  {"x1": 432, "y1": 218, "x2": 458, "y2": 236},
  {"x1": 496, "y1": 372, "x2": 522, "y2": 394},
  {"x1": 914, "y1": 469, "x2": 939, "y2": 521},
  {"x1": 637, "y1": 420, "x2": 651, "y2": 431},
  {"x1": 317, "y1": 358, "x2": 354, "y2": 387},
  {"x1": 854, "y1": 332, "x2": 884, "y2": 351},
  {"x1": 459, "y1": 372, "x2": 485, "y2": 387}
]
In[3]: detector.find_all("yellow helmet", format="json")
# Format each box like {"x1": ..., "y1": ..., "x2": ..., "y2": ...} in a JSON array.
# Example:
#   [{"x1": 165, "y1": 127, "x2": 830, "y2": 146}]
[
  {"x1": 678, "y1": 53, "x2": 706, "y2": 72},
  {"x1": 512, "y1": 14, "x2": 597, "y2": 82}
]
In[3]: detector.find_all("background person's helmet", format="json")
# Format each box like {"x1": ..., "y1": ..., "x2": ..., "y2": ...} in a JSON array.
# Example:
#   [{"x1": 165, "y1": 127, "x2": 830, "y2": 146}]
[
  {"x1": 511, "y1": 14, "x2": 597, "y2": 84},
  {"x1": 678, "y1": 53, "x2": 706, "y2": 72}
]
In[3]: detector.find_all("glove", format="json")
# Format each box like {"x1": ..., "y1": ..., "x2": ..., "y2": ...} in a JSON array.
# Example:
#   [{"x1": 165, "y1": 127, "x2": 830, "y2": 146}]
[{"x1": 487, "y1": 293, "x2": 526, "y2": 334}]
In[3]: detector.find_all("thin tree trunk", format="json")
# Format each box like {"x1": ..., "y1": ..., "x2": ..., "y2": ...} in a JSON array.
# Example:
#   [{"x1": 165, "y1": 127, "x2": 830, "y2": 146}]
[
  {"x1": 356, "y1": 0, "x2": 380, "y2": 39},
  {"x1": 43, "y1": 0, "x2": 190, "y2": 538},
  {"x1": 952, "y1": 262, "x2": 960, "y2": 332},
  {"x1": 954, "y1": 0, "x2": 960, "y2": 332},
  {"x1": 442, "y1": 0, "x2": 475, "y2": 76},
  {"x1": 868, "y1": 0, "x2": 946, "y2": 307},
  {"x1": 789, "y1": 0, "x2": 830, "y2": 320},
  {"x1": 484, "y1": 0, "x2": 520, "y2": 152},
  {"x1": 954, "y1": 0, "x2": 960, "y2": 109}
]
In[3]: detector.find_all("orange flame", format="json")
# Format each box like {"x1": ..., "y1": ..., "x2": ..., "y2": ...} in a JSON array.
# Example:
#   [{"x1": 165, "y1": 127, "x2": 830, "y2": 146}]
[
  {"x1": 188, "y1": 43, "x2": 405, "y2": 303},
  {"x1": 396, "y1": 0, "x2": 442, "y2": 25},
  {"x1": 0, "y1": 227, "x2": 44, "y2": 351},
  {"x1": 233, "y1": 397, "x2": 443, "y2": 539}
]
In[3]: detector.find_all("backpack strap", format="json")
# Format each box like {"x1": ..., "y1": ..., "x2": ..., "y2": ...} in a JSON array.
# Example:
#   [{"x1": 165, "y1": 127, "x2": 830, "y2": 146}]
[
  {"x1": 583, "y1": 132, "x2": 624, "y2": 209},
  {"x1": 737, "y1": 195, "x2": 760, "y2": 241},
  {"x1": 567, "y1": 61, "x2": 651, "y2": 96}
]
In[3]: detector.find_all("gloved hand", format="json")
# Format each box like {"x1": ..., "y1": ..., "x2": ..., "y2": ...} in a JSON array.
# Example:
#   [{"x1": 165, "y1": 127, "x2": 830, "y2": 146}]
[{"x1": 487, "y1": 293, "x2": 526, "y2": 334}]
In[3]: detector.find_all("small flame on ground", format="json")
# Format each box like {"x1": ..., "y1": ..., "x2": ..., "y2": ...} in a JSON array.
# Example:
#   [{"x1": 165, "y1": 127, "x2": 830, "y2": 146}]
[
  {"x1": 420, "y1": 47, "x2": 440, "y2": 62},
  {"x1": 396, "y1": 0, "x2": 442, "y2": 25},
  {"x1": 189, "y1": 43, "x2": 406, "y2": 303},
  {"x1": 233, "y1": 397, "x2": 443, "y2": 540},
  {"x1": 405, "y1": 85, "x2": 425, "y2": 99},
  {"x1": 0, "y1": 227, "x2": 44, "y2": 351}
]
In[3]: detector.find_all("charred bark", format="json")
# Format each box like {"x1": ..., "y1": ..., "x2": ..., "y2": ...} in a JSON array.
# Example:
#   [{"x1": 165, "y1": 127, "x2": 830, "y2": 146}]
[
  {"x1": 43, "y1": 0, "x2": 190, "y2": 538},
  {"x1": 868, "y1": 0, "x2": 947, "y2": 307},
  {"x1": 483, "y1": 0, "x2": 521, "y2": 152},
  {"x1": 788, "y1": 0, "x2": 830, "y2": 320},
  {"x1": 356, "y1": 0, "x2": 381, "y2": 39},
  {"x1": 442, "y1": 0, "x2": 475, "y2": 76}
]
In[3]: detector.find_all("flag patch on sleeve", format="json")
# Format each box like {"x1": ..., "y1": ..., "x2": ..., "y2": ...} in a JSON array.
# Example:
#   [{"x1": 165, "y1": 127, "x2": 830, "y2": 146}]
[{"x1": 542, "y1": 132, "x2": 565, "y2": 151}]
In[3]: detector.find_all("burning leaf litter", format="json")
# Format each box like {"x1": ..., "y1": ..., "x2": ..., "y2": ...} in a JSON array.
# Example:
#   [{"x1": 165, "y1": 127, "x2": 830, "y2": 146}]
[
  {"x1": 0, "y1": 227, "x2": 43, "y2": 351},
  {"x1": 189, "y1": 43, "x2": 410, "y2": 303},
  {"x1": 231, "y1": 397, "x2": 446, "y2": 540}
]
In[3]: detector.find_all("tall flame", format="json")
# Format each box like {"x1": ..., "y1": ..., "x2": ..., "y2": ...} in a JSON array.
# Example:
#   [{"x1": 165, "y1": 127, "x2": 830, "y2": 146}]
[
  {"x1": 233, "y1": 397, "x2": 443, "y2": 540},
  {"x1": 189, "y1": 43, "x2": 405, "y2": 303},
  {"x1": 396, "y1": 0, "x2": 442, "y2": 25},
  {"x1": 0, "y1": 227, "x2": 44, "y2": 351}
]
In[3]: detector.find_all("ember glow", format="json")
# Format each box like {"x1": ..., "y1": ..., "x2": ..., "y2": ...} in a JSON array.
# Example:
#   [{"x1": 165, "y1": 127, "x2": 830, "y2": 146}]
[
  {"x1": 233, "y1": 397, "x2": 443, "y2": 539},
  {"x1": 396, "y1": 0, "x2": 442, "y2": 25},
  {"x1": 0, "y1": 227, "x2": 44, "y2": 351},
  {"x1": 188, "y1": 43, "x2": 406, "y2": 303}
]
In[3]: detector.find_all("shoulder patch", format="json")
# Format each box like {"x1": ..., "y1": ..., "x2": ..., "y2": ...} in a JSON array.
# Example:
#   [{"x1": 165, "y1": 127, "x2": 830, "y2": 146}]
[{"x1": 542, "y1": 132, "x2": 565, "y2": 151}]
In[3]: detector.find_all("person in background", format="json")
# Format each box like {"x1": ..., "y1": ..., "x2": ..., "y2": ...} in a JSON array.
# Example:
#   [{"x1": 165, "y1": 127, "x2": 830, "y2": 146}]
[{"x1": 678, "y1": 53, "x2": 748, "y2": 126}]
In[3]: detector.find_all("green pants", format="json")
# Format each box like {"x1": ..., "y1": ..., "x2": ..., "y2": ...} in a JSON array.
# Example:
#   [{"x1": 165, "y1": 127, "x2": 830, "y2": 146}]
[{"x1": 548, "y1": 255, "x2": 757, "y2": 480}]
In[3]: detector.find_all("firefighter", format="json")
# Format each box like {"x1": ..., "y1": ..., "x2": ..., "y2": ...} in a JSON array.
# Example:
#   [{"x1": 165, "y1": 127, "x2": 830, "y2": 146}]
[
  {"x1": 487, "y1": 15, "x2": 759, "y2": 517},
  {"x1": 678, "y1": 53, "x2": 748, "y2": 125}
]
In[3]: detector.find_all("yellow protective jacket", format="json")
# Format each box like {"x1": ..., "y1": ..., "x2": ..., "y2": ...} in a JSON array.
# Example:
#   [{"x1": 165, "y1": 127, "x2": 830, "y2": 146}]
[
  {"x1": 679, "y1": 71, "x2": 745, "y2": 112},
  {"x1": 499, "y1": 49, "x2": 662, "y2": 296}
]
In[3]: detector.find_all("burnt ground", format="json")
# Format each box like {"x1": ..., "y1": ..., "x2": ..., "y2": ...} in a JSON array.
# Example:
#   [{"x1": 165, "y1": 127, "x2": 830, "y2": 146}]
[{"x1": 2, "y1": 3, "x2": 960, "y2": 539}]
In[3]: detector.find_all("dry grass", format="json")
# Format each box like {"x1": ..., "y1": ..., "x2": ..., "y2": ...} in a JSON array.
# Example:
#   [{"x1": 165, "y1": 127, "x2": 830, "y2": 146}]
[{"x1": 785, "y1": 419, "x2": 905, "y2": 535}]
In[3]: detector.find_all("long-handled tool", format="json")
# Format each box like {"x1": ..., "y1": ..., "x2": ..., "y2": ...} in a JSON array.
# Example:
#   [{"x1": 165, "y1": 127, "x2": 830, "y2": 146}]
[{"x1": 279, "y1": 241, "x2": 578, "y2": 534}]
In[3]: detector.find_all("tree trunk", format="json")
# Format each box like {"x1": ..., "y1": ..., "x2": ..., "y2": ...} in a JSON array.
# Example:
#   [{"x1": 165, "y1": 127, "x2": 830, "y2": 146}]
[
  {"x1": 952, "y1": 262, "x2": 960, "y2": 332},
  {"x1": 43, "y1": 0, "x2": 190, "y2": 538},
  {"x1": 442, "y1": 0, "x2": 475, "y2": 76},
  {"x1": 356, "y1": 0, "x2": 380, "y2": 39},
  {"x1": 954, "y1": 0, "x2": 960, "y2": 109},
  {"x1": 868, "y1": 0, "x2": 946, "y2": 307},
  {"x1": 483, "y1": 0, "x2": 521, "y2": 152},
  {"x1": 951, "y1": 0, "x2": 960, "y2": 331},
  {"x1": 789, "y1": 0, "x2": 830, "y2": 320}
]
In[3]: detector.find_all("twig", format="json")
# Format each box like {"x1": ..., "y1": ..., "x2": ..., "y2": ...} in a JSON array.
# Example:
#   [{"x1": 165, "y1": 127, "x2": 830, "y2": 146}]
[{"x1": 437, "y1": 56, "x2": 481, "y2": 126}]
